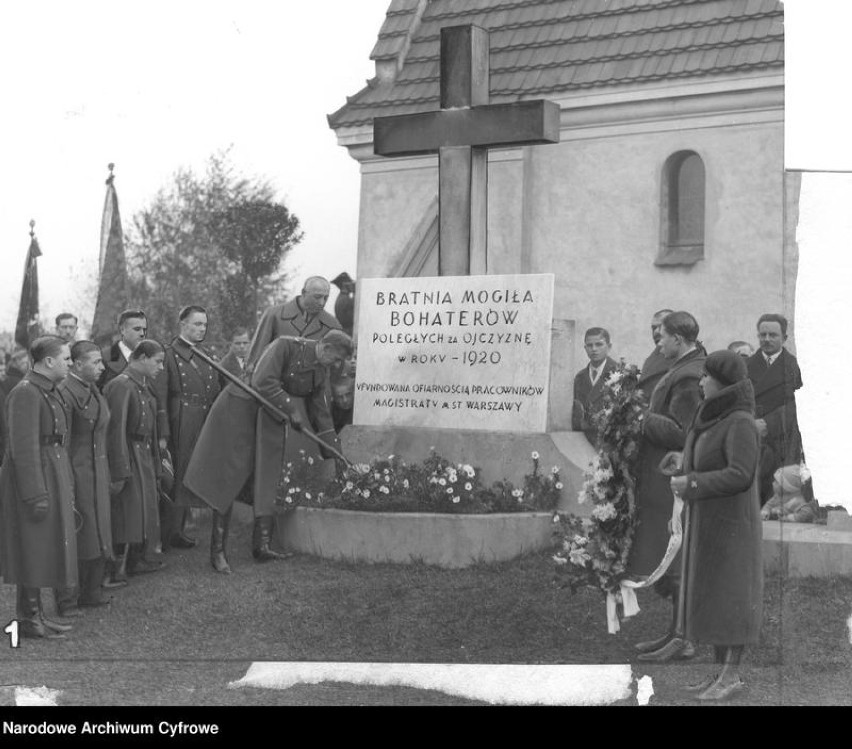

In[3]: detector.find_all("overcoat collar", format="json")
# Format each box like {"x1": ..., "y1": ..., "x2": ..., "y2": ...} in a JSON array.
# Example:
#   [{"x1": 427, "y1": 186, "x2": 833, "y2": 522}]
[
  {"x1": 25, "y1": 370, "x2": 57, "y2": 392},
  {"x1": 692, "y1": 378, "x2": 756, "y2": 433},
  {"x1": 124, "y1": 366, "x2": 149, "y2": 389},
  {"x1": 62, "y1": 372, "x2": 96, "y2": 406}
]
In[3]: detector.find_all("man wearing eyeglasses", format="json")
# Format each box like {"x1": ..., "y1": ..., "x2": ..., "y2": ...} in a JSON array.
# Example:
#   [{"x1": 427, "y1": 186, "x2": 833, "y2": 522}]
[{"x1": 98, "y1": 310, "x2": 148, "y2": 391}]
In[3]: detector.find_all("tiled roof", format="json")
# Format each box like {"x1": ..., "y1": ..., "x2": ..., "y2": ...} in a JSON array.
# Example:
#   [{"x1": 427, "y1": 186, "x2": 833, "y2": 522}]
[{"x1": 329, "y1": 0, "x2": 784, "y2": 129}]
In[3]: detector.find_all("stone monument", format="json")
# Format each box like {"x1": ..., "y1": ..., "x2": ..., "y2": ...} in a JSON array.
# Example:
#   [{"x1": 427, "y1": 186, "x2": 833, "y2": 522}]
[{"x1": 342, "y1": 25, "x2": 595, "y2": 512}]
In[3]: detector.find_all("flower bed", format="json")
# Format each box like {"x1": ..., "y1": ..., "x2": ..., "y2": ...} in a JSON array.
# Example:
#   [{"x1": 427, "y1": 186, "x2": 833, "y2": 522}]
[
  {"x1": 272, "y1": 450, "x2": 564, "y2": 568},
  {"x1": 275, "y1": 449, "x2": 563, "y2": 515}
]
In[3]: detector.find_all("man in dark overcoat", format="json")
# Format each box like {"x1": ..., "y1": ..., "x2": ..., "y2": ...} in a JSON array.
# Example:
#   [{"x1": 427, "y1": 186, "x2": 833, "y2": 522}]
[
  {"x1": 572, "y1": 327, "x2": 619, "y2": 446},
  {"x1": 244, "y1": 276, "x2": 342, "y2": 377},
  {"x1": 628, "y1": 311, "x2": 706, "y2": 663},
  {"x1": 97, "y1": 309, "x2": 148, "y2": 391},
  {"x1": 56, "y1": 341, "x2": 114, "y2": 614},
  {"x1": 184, "y1": 331, "x2": 353, "y2": 574},
  {"x1": 155, "y1": 305, "x2": 221, "y2": 550},
  {"x1": 746, "y1": 313, "x2": 806, "y2": 504},
  {"x1": 104, "y1": 341, "x2": 165, "y2": 580},
  {"x1": 0, "y1": 336, "x2": 77, "y2": 639},
  {"x1": 637, "y1": 308, "x2": 674, "y2": 398}
]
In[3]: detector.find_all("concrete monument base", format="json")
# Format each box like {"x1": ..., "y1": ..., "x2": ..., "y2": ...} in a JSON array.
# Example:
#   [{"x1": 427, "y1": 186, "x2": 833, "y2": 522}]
[
  {"x1": 340, "y1": 425, "x2": 596, "y2": 515},
  {"x1": 275, "y1": 506, "x2": 555, "y2": 568},
  {"x1": 763, "y1": 520, "x2": 852, "y2": 578}
]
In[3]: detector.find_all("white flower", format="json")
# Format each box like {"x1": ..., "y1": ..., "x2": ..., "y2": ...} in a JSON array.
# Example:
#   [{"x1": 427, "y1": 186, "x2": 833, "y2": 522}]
[
  {"x1": 463, "y1": 464, "x2": 475, "y2": 478},
  {"x1": 374, "y1": 472, "x2": 381, "y2": 480},
  {"x1": 288, "y1": 488, "x2": 295, "y2": 494},
  {"x1": 294, "y1": 487, "x2": 301, "y2": 493},
  {"x1": 553, "y1": 555, "x2": 568, "y2": 566},
  {"x1": 363, "y1": 489, "x2": 371, "y2": 499},
  {"x1": 285, "y1": 496, "x2": 293, "y2": 504},
  {"x1": 452, "y1": 496, "x2": 460, "y2": 504},
  {"x1": 591, "y1": 502, "x2": 617, "y2": 522},
  {"x1": 429, "y1": 477, "x2": 438, "y2": 484},
  {"x1": 552, "y1": 514, "x2": 560, "y2": 524},
  {"x1": 403, "y1": 479, "x2": 410, "y2": 490},
  {"x1": 577, "y1": 489, "x2": 588, "y2": 505},
  {"x1": 569, "y1": 548, "x2": 591, "y2": 566},
  {"x1": 448, "y1": 473, "x2": 457, "y2": 483},
  {"x1": 286, "y1": 462, "x2": 292, "y2": 468},
  {"x1": 572, "y1": 534, "x2": 588, "y2": 546},
  {"x1": 388, "y1": 454, "x2": 395, "y2": 460},
  {"x1": 299, "y1": 449, "x2": 305, "y2": 455},
  {"x1": 465, "y1": 482, "x2": 472, "y2": 491},
  {"x1": 345, "y1": 481, "x2": 354, "y2": 490},
  {"x1": 385, "y1": 475, "x2": 391, "y2": 483},
  {"x1": 552, "y1": 466, "x2": 559, "y2": 474},
  {"x1": 446, "y1": 487, "x2": 454, "y2": 495},
  {"x1": 512, "y1": 489, "x2": 523, "y2": 498},
  {"x1": 305, "y1": 492, "x2": 312, "y2": 500},
  {"x1": 555, "y1": 482, "x2": 564, "y2": 490},
  {"x1": 383, "y1": 468, "x2": 389, "y2": 474},
  {"x1": 438, "y1": 478, "x2": 447, "y2": 486},
  {"x1": 283, "y1": 477, "x2": 290, "y2": 484},
  {"x1": 531, "y1": 451, "x2": 540, "y2": 460},
  {"x1": 307, "y1": 456, "x2": 314, "y2": 465},
  {"x1": 380, "y1": 485, "x2": 390, "y2": 494}
]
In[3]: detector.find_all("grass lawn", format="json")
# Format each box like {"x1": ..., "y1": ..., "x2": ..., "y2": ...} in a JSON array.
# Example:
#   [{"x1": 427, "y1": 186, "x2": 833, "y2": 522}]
[{"x1": 1, "y1": 505, "x2": 850, "y2": 706}]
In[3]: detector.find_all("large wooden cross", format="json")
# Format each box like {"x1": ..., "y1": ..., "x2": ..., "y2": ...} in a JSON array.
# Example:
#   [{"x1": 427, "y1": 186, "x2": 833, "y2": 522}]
[{"x1": 373, "y1": 25, "x2": 560, "y2": 276}]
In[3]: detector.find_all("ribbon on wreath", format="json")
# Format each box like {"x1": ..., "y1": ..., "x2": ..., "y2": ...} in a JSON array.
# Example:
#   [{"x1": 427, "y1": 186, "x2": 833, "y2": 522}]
[
  {"x1": 607, "y1": 491, "x2": 685, "y2": 634},
  {"x1": 606, "y1": 584, "x2": 642, "y2": 634}
]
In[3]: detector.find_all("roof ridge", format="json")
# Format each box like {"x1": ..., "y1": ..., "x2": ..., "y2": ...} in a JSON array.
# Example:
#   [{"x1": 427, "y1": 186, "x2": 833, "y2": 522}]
[
  {"x1": 421, "y1": 0, "x2": 777, "y2": 26},
  {"x1": 392, "y1": 36, "x2": 783, "y2": 83},
  {"x1": 403, "y1": 9, "x2": 783, "y2": 56}
]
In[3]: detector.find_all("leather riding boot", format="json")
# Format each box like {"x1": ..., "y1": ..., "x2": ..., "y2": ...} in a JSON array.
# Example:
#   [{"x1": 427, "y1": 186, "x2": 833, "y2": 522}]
[
  {"x1": 252, "y1": 516, "x2": 290, "y2": 562},
  {"x1": 37, "y1": 593, "x2": 73, "y2": 634},
  {"x1": 17, "y1": 586, "x2": 64, "y2": 639},
  {"x1": 210, "y1": 507, "x2": 233, "y2": 574},
  {"x1": 104, "y1": 545, "x2": 129, "y2": 588}
]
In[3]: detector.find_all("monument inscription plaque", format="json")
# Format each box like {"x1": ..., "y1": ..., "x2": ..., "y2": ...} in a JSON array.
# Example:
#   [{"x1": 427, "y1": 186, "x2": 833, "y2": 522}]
[{"x1": 354, "y1": 274, "x2": 555, "y2": 432}]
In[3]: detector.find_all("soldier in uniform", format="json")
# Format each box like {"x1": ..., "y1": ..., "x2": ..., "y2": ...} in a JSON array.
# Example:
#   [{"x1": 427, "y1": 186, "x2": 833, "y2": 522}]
[
  {"x1": 103, "y1": 340, "x2": 165, "y2": 582},
  {"x1": 55, "y1": 341, "x2": 114, "y2": 614},
  {"x1": 0, "y1": 336, "x2": 77, "y2": 639},
  {"x1": 98, "y1": 309, "x2": 148, "y2": 391},
  {"x1": 184, "y1": 330, "x2": 353, "y2": 574},
  {"x1": 155, "y1": 305, "x2": 221, "y2": 550},
  {"x1": 244, "y1": 276, "x2": 341, "y2": 376}
]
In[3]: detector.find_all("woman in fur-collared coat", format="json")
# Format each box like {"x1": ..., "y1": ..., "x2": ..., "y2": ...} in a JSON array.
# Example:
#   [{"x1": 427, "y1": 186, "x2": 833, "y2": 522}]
[{"x1": 671, "y1": 350, "x2": 763, "y2": 701}]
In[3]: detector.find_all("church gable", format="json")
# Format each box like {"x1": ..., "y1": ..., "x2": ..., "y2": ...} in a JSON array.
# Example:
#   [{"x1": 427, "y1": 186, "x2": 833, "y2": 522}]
[{"x1": 329, "y1": 0, "x2": 784, "y2": 132}]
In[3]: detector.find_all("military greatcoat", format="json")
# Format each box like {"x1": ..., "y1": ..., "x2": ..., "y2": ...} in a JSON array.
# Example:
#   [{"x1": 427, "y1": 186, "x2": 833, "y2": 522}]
[
  {"x1": 184, "y1": 336, "x2": 336, "y2": 517},
  {"x1": 0, "y1": 372, "x2": 78, "y2": 588},
  {"x1": 57, "y1": 373, "x2": 113, "y2": 561},
  {"x1": 104, "y1": 369, "x2": 162, "y2": 546},
  {"x1": 155, "y1": 337, "x2": 221, "y2": 505},
  {"x1": 245, "y1": 298, "x2": 341, "y2": 372}
]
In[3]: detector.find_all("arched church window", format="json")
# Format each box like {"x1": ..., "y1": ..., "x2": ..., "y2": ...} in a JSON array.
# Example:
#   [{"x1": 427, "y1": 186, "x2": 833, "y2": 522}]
[{"x1": 656, "y1": 150, "x2": 705, "y2": 266}]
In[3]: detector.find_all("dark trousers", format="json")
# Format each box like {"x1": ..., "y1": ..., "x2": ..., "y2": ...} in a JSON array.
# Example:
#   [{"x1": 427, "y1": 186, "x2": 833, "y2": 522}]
[{"x1": 56, "y1": 557, "x2": 108, "y2": 610}]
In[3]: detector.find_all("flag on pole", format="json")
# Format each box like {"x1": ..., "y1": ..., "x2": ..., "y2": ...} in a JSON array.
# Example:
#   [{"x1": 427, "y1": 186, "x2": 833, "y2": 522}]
[
  {"x1": 90, "y1": 163, "x2": 129, "y2": 347},
  {"x1": 14, "y1": 220, "x2": 42, "y2": 350}
]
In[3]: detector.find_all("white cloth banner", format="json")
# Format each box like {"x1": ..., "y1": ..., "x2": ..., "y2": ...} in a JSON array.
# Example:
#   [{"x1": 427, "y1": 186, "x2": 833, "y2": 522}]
[{"x1": 607, "y1": 493, "x2": 685, "y2": 634}]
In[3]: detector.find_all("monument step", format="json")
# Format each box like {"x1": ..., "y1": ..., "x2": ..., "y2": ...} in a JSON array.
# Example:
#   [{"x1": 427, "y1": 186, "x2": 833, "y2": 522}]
[{"x1": 763, "y1": 520, "x2": 852, "y2": 578}]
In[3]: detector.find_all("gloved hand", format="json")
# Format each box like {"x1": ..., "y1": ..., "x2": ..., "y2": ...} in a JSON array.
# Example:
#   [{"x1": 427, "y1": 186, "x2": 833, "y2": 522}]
[
  {"x1": 288, "y1": 415, "x2": 304, "y2": 432},
  {"x1": 319, "y1": 436, "x2": 342, "y2": 461},
  {"x1": 24, "y1": 496, "x2": 49, "y2": 522}
]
